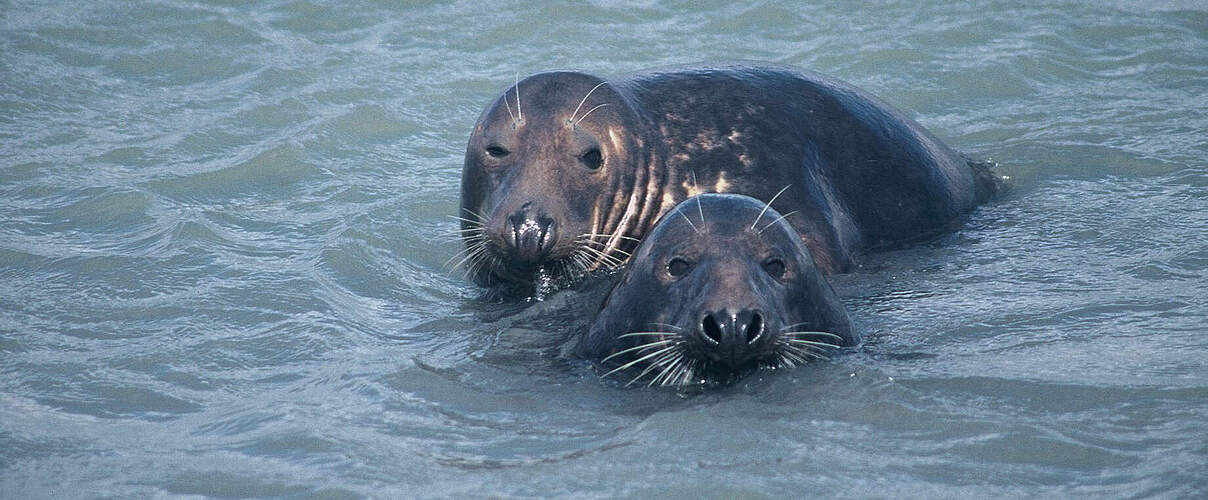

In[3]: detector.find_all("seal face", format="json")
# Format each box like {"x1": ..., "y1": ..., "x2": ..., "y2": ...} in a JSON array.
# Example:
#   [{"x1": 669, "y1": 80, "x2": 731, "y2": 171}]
[
  {"x1": 575, "y1": 194, "x2": 856, "y2": 387},
  {"x1": 457, "y1": 72, "x2": 648, "y2": 293},
  {"x1": 458, "y1": 65, "x2": 999, "y2": 295}
]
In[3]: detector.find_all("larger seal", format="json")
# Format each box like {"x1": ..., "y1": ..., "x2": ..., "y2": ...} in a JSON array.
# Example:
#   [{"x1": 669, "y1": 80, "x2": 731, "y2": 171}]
[
  {"x1": 458, "y1": 64, "x2": 998, "y2": 293},
  {"x1": 575, "y1": 193, "x2": 855, "y2": 386}
]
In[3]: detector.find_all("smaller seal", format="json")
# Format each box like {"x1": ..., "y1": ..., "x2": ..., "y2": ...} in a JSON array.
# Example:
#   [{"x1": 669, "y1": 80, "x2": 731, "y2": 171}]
[{"x1": 575, "y1": 193, "x2": 856, "y2": 387}]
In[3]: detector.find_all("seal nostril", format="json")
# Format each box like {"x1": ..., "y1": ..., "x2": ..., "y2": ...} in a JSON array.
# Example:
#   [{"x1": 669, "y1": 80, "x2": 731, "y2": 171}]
[
  {"x1": 537, "y1": 216, "x2": 555, "y2": 250},
  {"x1": 701, "y1": 314, "x2": 722, "y2": 345},
  {"x1": 506, "y1": 212, "x2": 524, "y2": 247},
  {"x1": 746, "y1": 312, "x2": 763, "y2": 344}
]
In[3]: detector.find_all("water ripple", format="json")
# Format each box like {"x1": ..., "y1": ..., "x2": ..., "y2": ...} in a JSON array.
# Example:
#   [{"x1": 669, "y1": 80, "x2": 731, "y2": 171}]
[{"x1": 2, "y1": 0, "x2": 1207, "y2": 497}]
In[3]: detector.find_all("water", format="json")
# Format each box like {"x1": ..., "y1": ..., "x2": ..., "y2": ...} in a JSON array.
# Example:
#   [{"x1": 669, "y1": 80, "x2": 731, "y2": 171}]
[{"x1": 2, "y1": 0, "x2": 1206, "y2": 497}]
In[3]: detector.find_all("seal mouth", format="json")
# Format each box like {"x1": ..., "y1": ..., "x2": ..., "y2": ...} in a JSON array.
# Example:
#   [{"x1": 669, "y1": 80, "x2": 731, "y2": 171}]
[
  {"x1": 598, "y1": 321, "x2": 844, "y2": 388},
  {"x1": 506, "y1": 214, "x2": 556, "y2": 265},
  {"x1": 463, "y1": 222, "x2": 633, "y2": 291}
]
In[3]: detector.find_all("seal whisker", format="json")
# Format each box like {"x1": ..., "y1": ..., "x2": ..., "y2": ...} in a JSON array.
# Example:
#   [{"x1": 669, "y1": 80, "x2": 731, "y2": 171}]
[
  {"x1": 690, "y1": 170, "x2": 705, "y2": 224},
  {"x1": 600, "y1": 212, "x2": 636, "y2": 271},
  {"x1": 577, "y1": 250, "x2": 605, "y2": 273},
  {"x1": 616, "y1": 331, "x2": 676, "y2": 340},
  {"x1": 444, "y1": 239, "x2": 488, "y2": 270},
  {"x1": 781, "y1": 350, "x2": 806, "y2": 368},
  {"x1": 667, "y1": 355, "x2": 696, "y2": 387},
  {"x1": 458, "y1": 231, "x2": 487, "y2": 240},
  {"x1": 458, "y1": 238, "x2": 488, "y2": 249},
  {"x1": 577, "y1": 246, "x2": 619, "y2": 267},
  {"x1": 671, "y1": 358, "x2": 694, "y2": 386},
  {"x1": 678, "y1": 211, "x2": 701, "y2": 234},
  {"x1": 604, "y1": 247, "x2": 633, "y2": 258},
  {"x1": 758, "y1": 210, "x2": 799, "y2": 234},
  {"x1": 574, "y1": 103, "x2": 610, "y2": 126},
  {"x1": 514, "y1": 72, "x2": 523, "y2": 123},
  {"x1": 649, "y1": 322, "x2": 683, "y2": 332},
  {"x1": 461, "y1": 206, "x2": 490, "y2": 222},
  {"x1": 575, "y1": 234, "x2": 614, "y2": 260},
  {"x1": 782, "y1": 343, "x2": 834, "y2": 358},
  {"x1": 476, "y1": 253, "x2": 503, "y2": 281},
  {"x1": 444, "y1": 246, "x2": 477, "y2": 271},
  {"x1": 461, "y1": 248, "x2": 493, "y2": 281},
  {"x1": 569, "y1": 81, "x2": 608, "y2": 125},
  {"x1": 601, "y1": 339, "x2": 676, "y2": 364},
  {"x1": 783, "y1": 338, "x2": 840, "y2": 349},
  {"x1": 459, "y1": 242, "x2": 491, "y2": 269},
  {"x1": 576, "y1": 242, "x2": 629, "y2": 270},
  {"x1": 575, "y1": 236, "x2": 634, "y2": 258},
  {"x1": 577, "y1": 233, "x2": 641, "y2": 243},
  {"x1": 648, "y1": 348, "x2": 686, "y2": 387},
  {"x1": 451, "y1": 246, "x2": 490, "y2": 276},
  {"x1": 450, "y1": 218, "x2": 485, "y2": 228},
  {"x1": 628, "y1": 348, "x2": 682, "y2": 387},
  {"x1": 577, "y1": 236, "x2": 639, "y2": 251},
  {"x1": 569, "y1": 249, "x2": 592, "y2": 274},
  {"x1": 502, "y1": 92, "x2": 517, "y2": 123},
  {"x1": 621, "y1": 345, "x2": 682, "y2": 386},
  {"x1": 578, "y1": 244, "x2": 627, "y2": 269},
  {"x1": 751, "y1": 184, "x2": 792, "y2": 230},
  {"x1": 657, "y1": 357, "x2": 682, "y2": 387},
  {"x1": 776, "y1": 352, "x2": 795, "y2": 369},
  {"x1": 601, "y1": 344, "x2": 680, "y2": 379},
  {"x1": 781, "y1": 343, "x2": 828, "y2": 361},
  {"x1": 644, "y1": 353, "x2": 676, "y2": 387},
  {"x1": 779, "y1": 329, "x2": 846, "y2": 342},
  {"x1": 575, "y1": 248, "x2": 600, "y2": 273},
  {"x1": 578, "y1": 246, "x2": 631, "y2": 265},
  {"x1": 779, "y1": 345, "x2": 811, "y2": 365},
  {"x1": 450, "y1": 216, "x2": 488, "y2": 228},
  {"x1": 684, "y1": 359, "x2": 700, "y2": 385},
  {"x1": 650, "y1": 352, "x2": 684, "y2": 387}
]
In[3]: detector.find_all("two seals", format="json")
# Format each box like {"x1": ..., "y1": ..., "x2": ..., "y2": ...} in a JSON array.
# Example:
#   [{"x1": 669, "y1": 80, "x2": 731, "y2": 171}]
[
  {"x1": 458, "y1": 64, "x2": 998, "y2": 294},
  {"x1": 575, "y1": 194, "x2": 856, "y2": 386}
]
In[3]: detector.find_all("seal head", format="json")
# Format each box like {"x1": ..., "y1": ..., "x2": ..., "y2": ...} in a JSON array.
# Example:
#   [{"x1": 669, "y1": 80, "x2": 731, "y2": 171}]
[
  {"x1": 576, "y1": 193, "x2": 856, "y2": 386},
  {"x1": 459, "y1": 72, "x2": 645, "y2": 291}
]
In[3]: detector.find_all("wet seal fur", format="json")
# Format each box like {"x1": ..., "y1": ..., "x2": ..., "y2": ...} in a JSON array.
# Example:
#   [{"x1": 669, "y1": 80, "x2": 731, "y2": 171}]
[
  {"x1": 457, "y1": 64, "x2": 999, "y2": 296},
  {"x1": 575, "y1": 193, "x2": 855, "y2": 386}
]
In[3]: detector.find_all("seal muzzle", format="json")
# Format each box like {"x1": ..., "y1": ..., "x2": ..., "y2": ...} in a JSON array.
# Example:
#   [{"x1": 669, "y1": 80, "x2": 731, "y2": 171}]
[
  {"x1": 696, "y1": 308, "x2": 767, "y2": 368},
  {"x1": 504, "y1": 202, "x2": 556, "y2": 265}
]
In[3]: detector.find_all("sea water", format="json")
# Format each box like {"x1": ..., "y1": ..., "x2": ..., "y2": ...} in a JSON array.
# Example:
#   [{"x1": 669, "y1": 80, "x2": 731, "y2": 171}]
[{"x1": 2, "y1": 1, "x2": 1206, "y2": 497}]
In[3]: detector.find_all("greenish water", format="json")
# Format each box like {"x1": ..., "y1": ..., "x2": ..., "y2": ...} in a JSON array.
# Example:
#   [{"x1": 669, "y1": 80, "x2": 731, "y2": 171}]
[{"x1": 2, "y1": 1, "x2": 1206, "y2": 497}]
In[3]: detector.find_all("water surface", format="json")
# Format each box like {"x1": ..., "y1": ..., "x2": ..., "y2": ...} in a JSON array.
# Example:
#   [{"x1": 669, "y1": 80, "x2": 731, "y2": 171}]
[{"x1": 2, "y1": 1, "x2": 1206, "y2": 497}]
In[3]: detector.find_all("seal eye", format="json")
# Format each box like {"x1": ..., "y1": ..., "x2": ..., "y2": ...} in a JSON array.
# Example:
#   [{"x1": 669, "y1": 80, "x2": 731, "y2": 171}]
[
  {"x1": 580, "y1": 148, "x2": 603, "y2": 171},
  {"x1": 485, "y1": 145, "x2": 510, "y2": 158},
  {"x1": 762, "y1": 258, "x2": 786, "y2": 279},
  {"x1": 666, "y1": 257, "x2": 692, "y2": 278}
]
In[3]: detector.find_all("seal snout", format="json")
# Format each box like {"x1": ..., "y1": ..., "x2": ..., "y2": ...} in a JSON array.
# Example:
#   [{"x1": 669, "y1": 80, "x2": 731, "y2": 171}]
[
  {"x1": 696, "y1": 308, "x2": 766, "y2": 366},
  {"x1": 505, "y1": 202, "x2": 557, "y2": 265}
]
